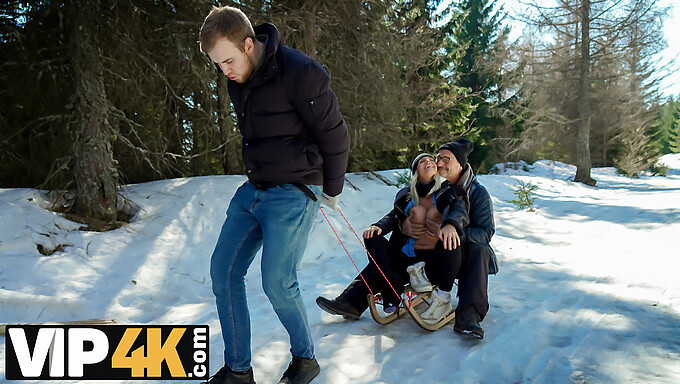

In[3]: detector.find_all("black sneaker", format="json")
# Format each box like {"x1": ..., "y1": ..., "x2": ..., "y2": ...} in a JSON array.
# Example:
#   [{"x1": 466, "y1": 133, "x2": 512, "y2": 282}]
[
  {"x1": 453, "y1": 305, "x2": 484, "y2": 339},
  {"x1": 316, "y1": 295, "x2": 361, "y2": 320},
  {"x1": 278, "y1": 356, "x2": 320, "y2": 384},
  {"x1": 203, "y1": 365, "x2": 255, "y2": 384}
]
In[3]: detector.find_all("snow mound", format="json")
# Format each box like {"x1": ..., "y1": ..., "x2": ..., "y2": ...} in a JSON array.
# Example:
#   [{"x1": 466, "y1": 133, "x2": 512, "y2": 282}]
[
  {"x1": 490, "y1": 160, "x2": 577, "y2": 180},
  {"x1": 658, "y1": 153, "x2": 680, "y2": 174}
]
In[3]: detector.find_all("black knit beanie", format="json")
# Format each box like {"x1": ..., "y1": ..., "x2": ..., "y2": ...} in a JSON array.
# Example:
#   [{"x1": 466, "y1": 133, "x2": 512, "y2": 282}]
[
  {"x1": 438, "y1": 138, "x2": 474, "y2": 166},
  {"x1": 410, "y1": 153, "x2": 435, "y2": 174}
]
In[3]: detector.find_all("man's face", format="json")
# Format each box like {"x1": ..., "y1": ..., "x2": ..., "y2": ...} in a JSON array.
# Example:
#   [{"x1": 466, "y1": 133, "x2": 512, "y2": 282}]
[
  {"x1": 436, "y1": 149, "x2": 463, "y2": 183},
  {"x1": 207, "y1": 37, "x2": 257, "y2": 83}
]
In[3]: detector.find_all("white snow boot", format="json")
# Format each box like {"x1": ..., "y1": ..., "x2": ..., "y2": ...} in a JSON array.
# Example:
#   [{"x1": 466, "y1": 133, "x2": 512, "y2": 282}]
[
  {"x1": 420, "y1": 289, "x2": 452, "y2": 325},
  {"x1": 407, "y1": 261, "x2": 433, "y2": 293}
]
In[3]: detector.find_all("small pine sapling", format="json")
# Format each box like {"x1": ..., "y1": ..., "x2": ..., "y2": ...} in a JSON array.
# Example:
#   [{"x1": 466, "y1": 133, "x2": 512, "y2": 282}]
[
  {"x1": 395, "y1": 170, "x2": 411, "y2": 187},
  {"x1": 648, "y1": 163, "x2": 669, "y2": 177},
  {"x1": 510, "y1": 181, "x2": 538, "y2": 212}
]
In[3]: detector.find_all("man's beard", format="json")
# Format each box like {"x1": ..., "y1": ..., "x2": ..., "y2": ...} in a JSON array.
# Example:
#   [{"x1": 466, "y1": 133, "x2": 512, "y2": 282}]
[{"x1": 243, "y1": 54, "x2": 259, "y2": 81}]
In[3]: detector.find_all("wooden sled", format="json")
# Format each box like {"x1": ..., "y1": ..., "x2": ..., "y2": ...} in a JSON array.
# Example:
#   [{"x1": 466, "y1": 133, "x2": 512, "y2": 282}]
[
  {"x1": 367, "y1": 290, "x2": 431, "y2": 325},
  {"x1": 402, "y1": 294, "x2": 456, "y2": 331},
  {"x1": 1, "y1": 319, "x2": 116, "y2": 335}
]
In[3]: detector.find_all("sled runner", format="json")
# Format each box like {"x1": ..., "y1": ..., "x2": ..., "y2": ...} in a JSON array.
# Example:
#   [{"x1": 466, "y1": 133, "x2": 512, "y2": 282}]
[
  {"x1": 320, "y1": 208, "x2": 455, "y2": 331},
  {"x1": 367, "y1": 289, "x2": 431, "y2": 325},
  {"x1": 402, "y1": 294, "x2": 456, "y2": 331}
]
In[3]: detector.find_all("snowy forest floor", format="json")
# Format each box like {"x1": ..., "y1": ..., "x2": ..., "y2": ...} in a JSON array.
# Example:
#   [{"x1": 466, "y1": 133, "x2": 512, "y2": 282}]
[{"x1": 1, "y1": 155, "x2": 680, "y2": 383}]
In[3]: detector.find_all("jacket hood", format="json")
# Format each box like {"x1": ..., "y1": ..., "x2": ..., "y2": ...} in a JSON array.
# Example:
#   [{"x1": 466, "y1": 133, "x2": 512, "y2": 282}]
[{"x1": 251, "y1": 23, "x2": 282, "y2": 83}]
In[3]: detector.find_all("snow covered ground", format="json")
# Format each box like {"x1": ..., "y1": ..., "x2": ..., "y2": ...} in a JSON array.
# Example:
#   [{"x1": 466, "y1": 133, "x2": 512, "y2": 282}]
[{"x1": 2, "y1": 154, "x2": 680, "y2": 383}]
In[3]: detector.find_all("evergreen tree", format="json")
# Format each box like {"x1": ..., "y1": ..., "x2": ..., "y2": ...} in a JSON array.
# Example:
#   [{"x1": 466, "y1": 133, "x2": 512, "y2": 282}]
[
  {"x1": 650, "y1": 97, "x2": 680, "y2": 154},
  {"x1": 69, "y1": 0, "x2": 118, "y2": 221},
  {"x1": 517, "y1": 31, "x2": 581, "y2": 165},
  {"x1": 450, "y1": 0, "x2": 507, "y2": 171},
  {"x1": 0, "y1": 0, "x2": 477, "y2": 223},
  {"x1": 1, "y1": 1, "x2": 74, "y2": 188},
  {"x1": 519, "y1": 0, "x2": 668, "y2": 182},
  {"x1": 268, "y1": 0, "x2": 474, "y2": 169},
  {"x1": 610, "y1": 0, "x2": 666, "y2": 176},
  {"x1": 0, "y1": 0, "x2": 225, "y2": 223},
  {"x1": 670, "y1": 108, "x2": 680, "y2": 153}
]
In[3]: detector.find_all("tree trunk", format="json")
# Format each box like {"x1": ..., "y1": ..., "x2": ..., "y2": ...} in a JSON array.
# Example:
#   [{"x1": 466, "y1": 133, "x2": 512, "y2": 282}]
[
  {"x1": 217, "y1": 73, "x2": 244, "y2": 174},
  {"x1": 303, "y1": 1, "x2": 317, "y2": 59},
  {"x1": 575, "y1": 0, "x2": 596, "y2": 186},
  {"x1": 70, "y1": 0, "x2": 118, "y2": 221},
  {"x1": 603, "y1": 126, "x2": 607, "y2": 166},
  {"x1": 217, "y1": 73, "x2": 230, "y2": 174}
]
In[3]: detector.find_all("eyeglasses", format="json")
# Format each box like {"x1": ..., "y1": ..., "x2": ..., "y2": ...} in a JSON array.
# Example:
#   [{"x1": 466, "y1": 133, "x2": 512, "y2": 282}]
[{"x1": 435, "y1": 156, "x2": 452, "y2": 164}]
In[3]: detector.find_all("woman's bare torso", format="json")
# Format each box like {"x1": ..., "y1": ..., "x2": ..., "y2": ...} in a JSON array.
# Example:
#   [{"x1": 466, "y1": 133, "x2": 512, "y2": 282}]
[{"x1": 406, "y1": 196, "x2": 442, "y2": 250}]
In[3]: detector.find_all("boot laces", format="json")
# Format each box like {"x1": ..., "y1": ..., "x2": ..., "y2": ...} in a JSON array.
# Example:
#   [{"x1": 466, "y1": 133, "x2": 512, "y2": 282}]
[{"x1": 408, "y1": 263, "x2": 430, "y2": 287}]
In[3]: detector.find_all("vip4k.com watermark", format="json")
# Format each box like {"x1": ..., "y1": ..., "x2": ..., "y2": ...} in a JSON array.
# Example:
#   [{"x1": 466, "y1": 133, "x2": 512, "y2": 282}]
[{"x1": 5, "y1": 325, "x2": 209, "y2": 380}]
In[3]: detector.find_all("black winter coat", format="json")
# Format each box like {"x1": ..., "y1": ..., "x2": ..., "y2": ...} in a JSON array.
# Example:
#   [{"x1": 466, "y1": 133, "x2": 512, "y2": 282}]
[
  {"x1": 373, "y1": 166, "x2": 473, "y2": 250},
  {"x1": 462, "y1": 175, "x2": 499, "y2": 274},
  {"x1": 227, "y1": 23, "x2": 350, "y2": 196}
]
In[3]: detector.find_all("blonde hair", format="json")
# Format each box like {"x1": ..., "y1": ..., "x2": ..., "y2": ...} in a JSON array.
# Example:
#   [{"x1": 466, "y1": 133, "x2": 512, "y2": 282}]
[
  {"x1": 408, "y1": 172, "x2": 444, "y2": 205},
  {"x1": 199, "y1": 6, "x2": 256, "y2": 53}
]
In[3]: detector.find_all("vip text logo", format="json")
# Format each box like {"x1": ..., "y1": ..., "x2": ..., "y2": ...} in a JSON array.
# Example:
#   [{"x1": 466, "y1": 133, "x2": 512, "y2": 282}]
[{"x1": 5, "y1": 325, "x2": 208, "y2": 380}]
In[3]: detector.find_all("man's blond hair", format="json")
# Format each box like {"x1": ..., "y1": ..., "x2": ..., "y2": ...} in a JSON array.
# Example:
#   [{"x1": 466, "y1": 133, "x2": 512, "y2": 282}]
[{"x1": 199, "y1": 6, "x2": 255, "y2": 53}]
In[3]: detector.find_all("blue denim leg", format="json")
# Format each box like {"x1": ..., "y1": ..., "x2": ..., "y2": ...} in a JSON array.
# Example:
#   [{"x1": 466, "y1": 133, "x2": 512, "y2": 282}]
[
  {"x1": 256, "y1": 184, "x2": 320, "y2": 359},
  {"x1": 210, "y1": 182, "x2": 320, "y2": 371},
  {"x1": 210, "y1": 182, "x2": 263, "y2": 371}
]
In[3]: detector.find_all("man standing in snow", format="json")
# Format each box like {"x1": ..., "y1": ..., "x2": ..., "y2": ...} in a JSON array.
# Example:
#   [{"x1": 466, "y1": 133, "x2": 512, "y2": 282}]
[{"x1": 199, "y1": 6, "x2": 350, "y2": 384}]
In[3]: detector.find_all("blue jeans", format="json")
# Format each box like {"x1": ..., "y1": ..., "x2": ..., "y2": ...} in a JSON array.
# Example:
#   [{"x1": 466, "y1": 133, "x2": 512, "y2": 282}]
[{"x1": 210, "y1": 181, "x2": 321, "y2": 371}]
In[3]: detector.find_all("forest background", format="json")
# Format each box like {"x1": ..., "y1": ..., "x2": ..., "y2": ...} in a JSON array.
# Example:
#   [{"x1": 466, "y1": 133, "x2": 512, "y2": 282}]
[{"x1": 1, "y1": 0, "x2": 679, "y2": 224}]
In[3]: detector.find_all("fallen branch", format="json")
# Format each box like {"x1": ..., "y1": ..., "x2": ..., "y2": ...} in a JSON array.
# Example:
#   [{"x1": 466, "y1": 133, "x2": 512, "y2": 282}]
[
  {"x1": 344, "y1": 176, "x2": 361, "y2": 191},
  {"x1": 369, "y1": 171, "x2": 397, "y2": 186}
]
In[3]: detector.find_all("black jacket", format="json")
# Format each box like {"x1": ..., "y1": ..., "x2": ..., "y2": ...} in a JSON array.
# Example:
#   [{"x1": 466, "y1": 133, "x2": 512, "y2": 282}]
[
  {"x1": 373, "y1": 166, "x2": 473, "y2": 249},
  {"x1": 462, "y1": 175, "x2": 499, "y2": 274},
  {"x1": 227, "y1": 23, "x2": 350, "y2": 196}
]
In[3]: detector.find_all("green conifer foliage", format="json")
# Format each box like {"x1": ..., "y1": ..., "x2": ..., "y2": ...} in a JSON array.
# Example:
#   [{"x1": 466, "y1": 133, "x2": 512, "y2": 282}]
[
  {"x1": 509, "y1": 180, "x2": 537, "y2": 212},
  {"x1": 669, "y1": 108, "x2": 680, "y2": 154}
]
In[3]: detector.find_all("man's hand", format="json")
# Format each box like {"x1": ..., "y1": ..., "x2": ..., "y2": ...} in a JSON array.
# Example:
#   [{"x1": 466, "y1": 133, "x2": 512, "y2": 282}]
[
  {"x1": 363, "y1": 225, "x2": 382, "y2": 239},
  {"x1": 439, "y1": 224, "x2": 461, "y2": 250},
  {"x1": 424, "y1": 218, "x2": 441, "y2": 238},
  {"x1": 320, "y1": 192, "x2": 339, "y2": 211},
  {"x1": 402, "y1": 216, "x2": 425, "y2": 240}
]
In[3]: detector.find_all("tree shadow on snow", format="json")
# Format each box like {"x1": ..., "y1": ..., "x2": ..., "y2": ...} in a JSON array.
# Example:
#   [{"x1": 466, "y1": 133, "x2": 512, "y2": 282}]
[
  {"x1": 484, "y1": 260, "x2": 680, "y2": 383},
  {"x1": 309, "y1": 257, "x2": 680, "y2": 383},
  {"x1": 534, "y1": 197, "x2": 680, "y2": 227}
]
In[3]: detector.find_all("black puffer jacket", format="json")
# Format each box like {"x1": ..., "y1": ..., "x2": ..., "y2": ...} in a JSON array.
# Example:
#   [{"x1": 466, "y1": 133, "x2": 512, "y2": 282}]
[
  {"x1": 227, "y1": 23, "x2": 350, "y2": 196},
  {"x1": 373, "y1": 166, "x2": 473, "y2": 249},
  {"x1": 462, "y1": 175, "x2": 499, "y2": 274}
]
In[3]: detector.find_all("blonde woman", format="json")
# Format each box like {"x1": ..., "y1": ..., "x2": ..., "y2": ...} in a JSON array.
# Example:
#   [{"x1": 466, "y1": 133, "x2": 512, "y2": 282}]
[{"x1": 317, "y1": 152, "x2": 470, "y2": 324}]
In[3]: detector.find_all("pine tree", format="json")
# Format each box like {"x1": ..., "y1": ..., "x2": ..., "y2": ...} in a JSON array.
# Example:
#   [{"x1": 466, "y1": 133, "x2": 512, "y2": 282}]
[
  {"x1": 0, "y1": 0, "x2": 225, "y2": 223},
  {"x1": 1, "y1": 0, "x2": 477, "y2": 208},
  {"x1": 650, "y1": 98, "x2": 680, "y2": 154},
  {"x1": 69, "y1": 0, "x2": 118, "y2": 221},
  {"x1": 669, "y1": 108, "x2": 680, "y2": 153},
  {"x1": 267, "y1": 0, "x2": 474, "y2": 169},
  {"x1": 517, "y1": 32, "x2": 581, "y2": 166},
  {"x1": 519, "y1": 0, "x2": 668, "y2": 183},
  {"x1": 450, "y1": 0, "x2": 507, "y2": 171}
]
